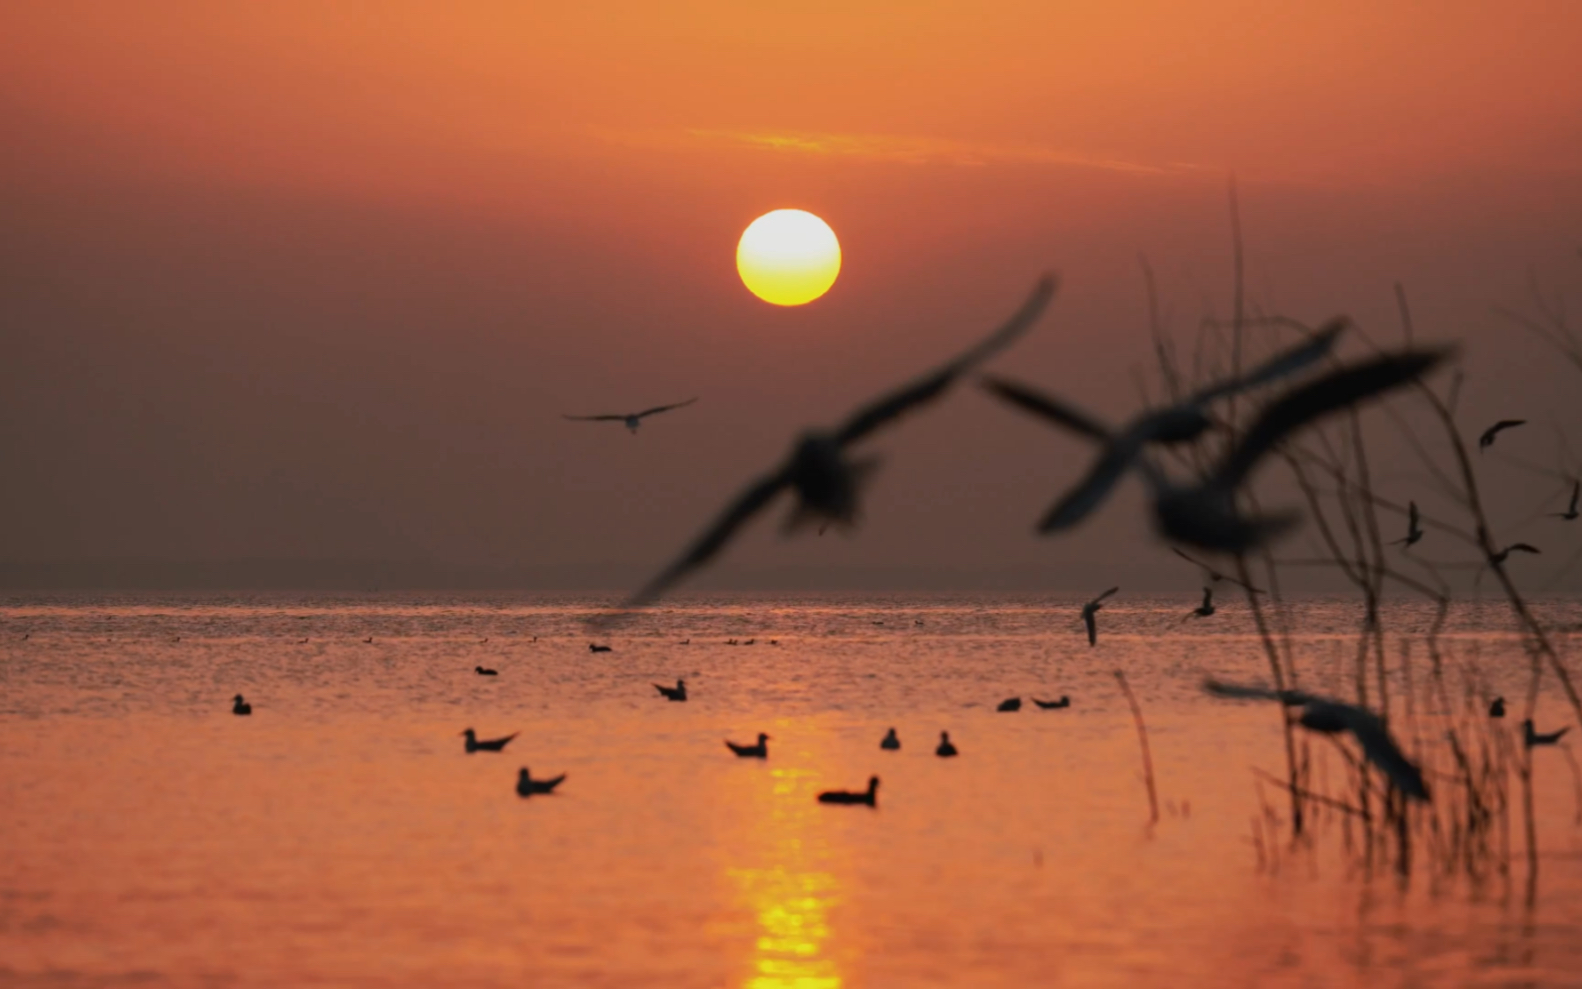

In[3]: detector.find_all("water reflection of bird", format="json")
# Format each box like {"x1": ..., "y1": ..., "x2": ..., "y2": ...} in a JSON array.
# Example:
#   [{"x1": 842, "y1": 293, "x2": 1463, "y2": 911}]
[
  {"x1": 1032, "y1": 696, "x2": 1071, "y2": 709},
  {"x1": 997, "y1": 697, "x2": 1022, "y2": 712},
  {"x1": 462, "y1": 729, "x2": 518, "y2": 753},
  {"x1": 1204, "y1": 678, "x2": 1429, "y2": 801},
  {"x1": 516, "y1": 768, "x2": 566, "y2": 796},
  {"x1": 1082, "y1": 587, "x2": 1118, "y2": 646},
  {"x1": 1524, "y1": 719, "x2": 1570, "y2": 747},
  {"x1": 817, "y1": 776, "x2": 879, "y2": 806},
  {"x1": 1489, "y1": 697, "x2": 1506, "y2": 718},
  {"x1": 231, "y1": 694, "x2": 252, "y2": 716},
  {"x1": 1393, "y1": 501, "x2": 1424, "y2": 547},
  {"x1": 725, "y1": 733, "x2": 769, "y2": 758},
  {"x1": 475, "y1": 665, "x2": 498, "y2": 676},
  {"x1": 1552, "y1": 481, "x2": 1581, "y2": 521},
  {"x1": 655, "y1": 679, "x2": 687, "y2": 702},
  {"x1": 612, "y1": 277, "x2": 1056, "y2": 612},
  {"x1": 1479, "y1": 419, "x2": 1526, "y2": 450},
  {"x1": 880, "y1": 728, "x2": 901, "y2": 750},
  {"x1": 562, "y1": 397, "x2": 698, "y2": 434},
  {"x1": 936, "y1": 731, "x2": 959, "y2": 757}
]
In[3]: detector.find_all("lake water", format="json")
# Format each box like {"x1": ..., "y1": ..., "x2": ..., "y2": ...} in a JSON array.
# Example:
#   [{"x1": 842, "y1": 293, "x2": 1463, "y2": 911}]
[{"x1": 3, "y1": 592, "x2": 1581, "y2": 988}]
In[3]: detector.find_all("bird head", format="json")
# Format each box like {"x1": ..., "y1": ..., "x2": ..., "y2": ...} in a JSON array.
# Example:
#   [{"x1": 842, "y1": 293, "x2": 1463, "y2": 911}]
[
  {"x1": 758, "y1": 733, "x2": 770, "y2": 742},
  {"x1": 460, "y1": 729, "x2": 475, "y2": 738}
]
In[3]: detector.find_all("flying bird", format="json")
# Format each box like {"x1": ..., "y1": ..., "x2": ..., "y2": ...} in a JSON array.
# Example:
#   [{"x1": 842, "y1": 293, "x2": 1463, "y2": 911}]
[
  {"x1": 817, "y1": 776, "x2": 879, "y2": 806},
  {"x1": 1082, "y1": 587, "x2": 1119, "y2": 646},
  {"x1": 1169, "y1": 546, "x2": 1264, "y2": 593},
  {"x1": 655, "y1": 679, "x2": 687, "y2": 702},
  {"x1": 1394, "y1": 501, "x2": 1424, "y2": 547},
  {"x1": 516, "y1": 767, "x2": 566, "y2": 796},
  {"x1": 461, "y1": 729, "x2": 518, "y2": 753},
  {"x1": 1186, "y1": 586, "x2": 1216, "y2": 620},
  {"x1": 1479, "y1": 419, "x2": 1526, "y2": 450},
  {"x1": 725, "y1": 733, "x2": 770, "y2": 758},
  {"x1": 936, "y1": 731, "x2": 959, "y2": 757},
  {"x1": 880, "y1": 728, "x2": 901, "y2": 750},
  {"x1": 611, "y1": 276, "x2": 1056, "y2": 612},
  {"x1": 1524, "y1": 719, "x2": 1569, "y2": 747},
  {"x1": 231, "y1": 694, "x2": 252, "y2": 716},
  {"x1": 1203, "y1": 678, "x2": 1429, "y2": 801},
  {"x1": 1552, "y1": 481, "x2": 1580, "y2": 521},
  {"x1": 996, "y1": 697, "x2": 1022, "y2": 712},
  {"x1": 563, "y1": 397, "x2": 698, "y2": 434},
  {"x1": 1490, "y1": 543, "x2": 1541, "y2": 566},
  {"x1": 1032, "y1": 696, "x2": 1071, "y2": 709}
]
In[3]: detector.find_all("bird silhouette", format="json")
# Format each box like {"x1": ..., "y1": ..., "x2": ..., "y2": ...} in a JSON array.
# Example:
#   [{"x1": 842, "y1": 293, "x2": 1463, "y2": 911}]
[
  {"x1": 1032, "y1": 696, "x2": 1071, "y2": 709},
  {"x1": 1082, "y1": 587, "x2": 1119, "y2": 646},
  {"x1": 936, "y1": 731, "x2": 959, "y2": 757},
  {"x1": 1479, "y1": 419, "x2": 1526, "y2": 450},
  {"x1": 997, "y1": 697, "x2": 1022, "y2": 712},
  {"x1": 817, "y1": 776, "x2": 879, "y2": 806},
  {"x1": 1490, "y1": 543, "x2": 1541, "y2": 566},
  {"x1": 1552, "y1": 481, "x2": 1580, "y2": 521},
  {"x1": 655, "y1": 679, "x2": 687, "y2": 702},
  {"x1": 611, "y1": 277, "x2": 1056, "y2": 612},
  {"x1": 1394, "y1": 501, "x2": 1424, "y2": 547},
  {"x1": 1204, "y1": 679, "x2": 1429, "y2": 801},
  {"x1": 231, "y1": 694, "x2": 252, "y2": 716},
  {"x1": 1524, "y1": 719, "x2": 1570, "y2": 747},
  {"x1": 725, "y1": 733, "x2": 769, "y2": 758},
  {"x1": 1169, "y1": 546, "x2": 1264, "y2": 593},
  {"x1": 1186, "y1": 586, "x2": 1216, "y2": 620},
  {"x1": 880, "y1": 728, "x2": 901, "y2": 750},
  {"x1": 461, "y1": 728, "x2": 518, "y2": 753},
  {"x1": 363, "y1": 637, "x2": 373, "y2": 644},
  {"x1": 562, "y1": 397, "x2": 698, "y2": 434},
  {"x1": 588, "y1": 643, "x2": 613, "y2": 653},
  {"x1": 516, "y1": 767, "x2": 566, "y2": 796},
  {"x1": 475, "y1": 665, "x2": 498, "y2": 676},
  {"x1": 1489, "y1": 696, "x2": 1506, "y2": 718}
]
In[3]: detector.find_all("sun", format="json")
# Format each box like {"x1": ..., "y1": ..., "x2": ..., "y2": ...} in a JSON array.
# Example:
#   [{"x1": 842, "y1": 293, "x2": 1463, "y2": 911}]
[{"x1": 736, "y1": 209, "x2": 841, "y2": 306}]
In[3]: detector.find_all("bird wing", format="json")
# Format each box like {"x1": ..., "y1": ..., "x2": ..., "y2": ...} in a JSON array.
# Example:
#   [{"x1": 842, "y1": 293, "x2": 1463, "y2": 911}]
[
  {"x1": 978, "y1": 376, "x2": 1113, "y2": 440},
  {"x1": 1509, "y1": 543, "x2": 1542, "y2": 554},
  {"x1": 1408, "y1": 501, "x2": 1419, "y2": 528},
  {"x1": 1083, "y1": 609, "x2": 1097, "y2": 645},
  {"x1": 1213, "y1": 348, "x2": 1453, "y2": 491},
  {"x1": 1095, "y1": 586, "x2": 1120, "y2": 603},
  {"x1": 635, "y1": 397, "x2": 698, "y2": 418},
  {"x1": 562, "y1": 414, "x2": 628, "y2": 421},
  {"x1": 1038, "y1": 439, "x2": 1145, "y2": 531},
  {"x1": 1201, "y1": 677, "x2": 1326, "y2": 706},
  {"x1": 1497, "y1": 419, "x2": 1527, "y2": 431},
  {"x1": 622, "y1": 468, "x2": 794, "y2": 609},
  {"x1": 1570, "y1": 482, "x2": 1579, "y2": 512},
  {"x1": 1202, "y1": 586, "x2": 1213, "y2": 608},
  {"x1": 1190, "y1": 318, "x2": 1349, "y2": 403},
  {"x1": 833, "y1": 276, "x2": 1057, "y2": 446},
  {"x1": 1343, "y1": 711, "x2": 1430, "y2": 800}
]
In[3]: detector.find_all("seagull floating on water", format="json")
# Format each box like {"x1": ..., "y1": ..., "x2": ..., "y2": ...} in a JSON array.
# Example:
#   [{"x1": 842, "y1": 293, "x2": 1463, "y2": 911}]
[
  {"x1": 655, "y1": 679, "x2": 687, "y2": 702},
  {"x1": 725, "y1": 733, "x2": 769, "y2": 758},
  {"x1": 1479, "y1": 419, "x2": 1526, "y2": 450},
  {"x1": 516, "y1": 767, "x2": 566, "y2": 796},
  {"x1": 997, "y1": 697, "x2": 1022, "y2": 712},
  {"x1": 1082, "y1": 587, "x2": 1118, "y2": 646},
  {"x1": 462, "y1": 728, "x2": 518, "y2": 753},
  {"x1": 1524, "y1": 719, "x2": 1570, "y2": 747},
  {"x1": 231, "y1": 694, "x2": 252, "y2": 716},
  {"x1": 1204, "y1": 678, "x2": 1429, "y2": 801},
  {"x1": 1552, "y1": 481, "x2": 1580, "y2": 521},
  {"x1": 608, "y1": 277, "x2": 1056, "y2": 613},
  {"x1": 1489, "y1": 697, "x2": 1506, "y2": 718},
  {"x1": 1394, "y1": 501, "x2": 1424, "y2": 547},
  {"x1": 880, "y1": 728, "x2": 900, "y2": 750},
  {"x1": 588, "y1": 643, "x2": 613, "y2": 653},
  {"x1": 936, "y1": 731, "x2": 959, "y2": 757},
  {"x1": 562, "y1": 397, "x2": 698, "y2": 434},
  {"x1": 475, "y1": 665, "x2": 498, "y2": 676},
  {"x1": 817, "y1": 776, "x2": 879, "y2": 806},
  {"x1": 1032, "y1": 696, "x2": 1071, "y2": 710},
  {"x1": 1169, "y1": 546, "x2": 1264, "y2": 593}
]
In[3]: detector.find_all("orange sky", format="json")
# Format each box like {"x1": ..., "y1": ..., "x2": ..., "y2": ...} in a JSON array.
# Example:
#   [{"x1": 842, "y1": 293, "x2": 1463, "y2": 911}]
[{"x1": 1, "y1": 2, "x2": 1580, "y2": 589}]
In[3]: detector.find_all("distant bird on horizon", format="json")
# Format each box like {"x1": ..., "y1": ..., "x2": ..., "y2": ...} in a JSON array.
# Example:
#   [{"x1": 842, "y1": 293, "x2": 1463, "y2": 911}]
[
  {"x1": 363, "y1": 637, "x2": 373, "y2": 644},
  {"x1": 997, "y1": 697, "x2": 1022, "y2": 712},
  {"x1": 589, "y1": 643, "x2": 613, "y2": 653},
  {"x1": 516, "y1": 767, "x2": 566, "y2": 796},
  {"x1": 1524, "y1": 719, "x2": 1570, "y2": 747},
  {"x1": 607, "y1": 276, "x2": 1057, "y2": 614},
  {"x1": 562, "y1": 397, "x2": 698, "y2": 434},
  {"x1": 1489, "y1": 697, "x2": 1506, "y2": 718},
  {"x1": 678, "y1": 638, "x2": 690, "y2": 645},
  {"x1": 1082, "y1": 587, "x2": 1119, "y2": 647},
  {"x1": 725, "y1": 733, "x2": 769, "y2": 758},
  {"x1": 1203, "y1": 678, "x2": 1429, "y2": 801},
  {"x1": 1552, "y1": 481, "x2": 1581, "y2": 521},
  {"x1": 817, "y1": 776, "x2": 879, "y2": 807},
  {"x1": 655, "y1": 679, "x2": 687, "y2": 702},
  {"x1": 936, "y1": 731, "x2": 959, "y2": 757},
  {"x1": 1394, "y1": 501, "x2": 1424, "y2": 547},
  {"x1": 1479, "y1": 419, "x2": 1526, "y2": 450},
  {"x1": 475, "y1": 665, "x2": 498, "y2": 676},
  {"x1": 1187, "y1": 586, "x2": 1216, "y2": 620},
  {"x1": 231, "y1": 694, "x2": 252, "y2": 716},
  {"x1": 1032, "y1": 696, "x2": 1071, "y2": 710},
  {"x1": 1169, "y1": 546, "x2": 1264, "y2": 593},
  {"x1": 461, "y1": 728, "x2": 517, "y2": 753},
  {"x1": 880, "y1": 728, "x2": 901, "y2": 750}
]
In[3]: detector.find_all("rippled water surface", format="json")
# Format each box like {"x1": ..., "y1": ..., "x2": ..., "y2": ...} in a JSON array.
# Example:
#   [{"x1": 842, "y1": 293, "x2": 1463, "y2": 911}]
[{"x1": 3, "y1": 592, "x2": 1582, "y2": 988}]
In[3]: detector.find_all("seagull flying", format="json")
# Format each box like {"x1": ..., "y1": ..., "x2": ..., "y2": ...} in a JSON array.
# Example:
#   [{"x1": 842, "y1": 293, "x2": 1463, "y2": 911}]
[
  {"x1": 1490, "y1": 543, "x2": 1541, "y2": 566},
  {"x1": 563, "y1": 397, "x2": 698, "y2": 434},
  {"x1": 1552, "y1": 481, "x2": 1580, "y2": 521},
  {"x1": 1479, "y1": 419, "x2": 1526, "y2": 450},
  {"x1": 1081, "y1": 586, "x2": 1118, "y2": 647},
  {"x1": 614, "y1": 276, "x2": 1056, "y2": 612},
  {"x1": 1393, "y1": 500, "x2": 1424, "y2": 547}
]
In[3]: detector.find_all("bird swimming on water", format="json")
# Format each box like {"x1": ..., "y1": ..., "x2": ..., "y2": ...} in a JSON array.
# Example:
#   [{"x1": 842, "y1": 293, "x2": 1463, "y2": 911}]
[
  {"x1": 588, "y1": 643, "x2": 613, "y2": 653},
  {"x1": 725, "y1": 733, "x2": 769, "y2": 758},
  {"x1": 1081, "y1": 587, "x2": 1118, "y2": 646},
  {"x1": 1032, "y1": 696, "x2": 1071, "y2": 709},
  {"x1": 1203, "y1": 678, "x2": 1429, "y2": 801},
  {"x1": 562, "y1": 397, "x2": 698, "y2": 434},
  {"x1": 655, "y1": 679, "x2": 687, "y2": 701},
  {"x1": 516, "y1": 767, "x2": 567, "y2": 796},
  {"x1": 936, "y1": 731, "x2": 958, "y2": 757},
  {"x1": 606, "y1": 277, "x2": 1056, "y2": 614},
  {"x1": 997, "y1": 697, "x2": 1022, "y2": 712},
  {"x1": 232, "y1": 694, "x2": 252, "y2": 716},
  {"x1": 476, "y1": 665, "x2": 498, "y2": 676},
  {"x1": 462, "y1": 728, "x2": 518, "y2": 753},
  {"x1": 880, "y1": 728, "x2": 901, "y2": 750},
  {"x1": 1479, "y1": 419, "x2": 1526, "y2": 450},
  {"x1": 1394, "y1": 501, "x2": 1424, "y2": 547},
  {"x1": 1524, "y1": 719, "x2": 1570, "y2": 747},
  {"x1": 1489, "y1": 697, "x2": 1506, "y2": 718},
  {"x1": 817, "y1": 776, "x2": 879, "y2": 806}
]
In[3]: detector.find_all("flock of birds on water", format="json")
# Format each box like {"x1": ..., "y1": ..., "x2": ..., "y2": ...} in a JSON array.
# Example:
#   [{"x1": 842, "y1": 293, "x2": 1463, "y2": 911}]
[{"x1": 214, "y1": 273, "x2": 1572, "y2": 808}]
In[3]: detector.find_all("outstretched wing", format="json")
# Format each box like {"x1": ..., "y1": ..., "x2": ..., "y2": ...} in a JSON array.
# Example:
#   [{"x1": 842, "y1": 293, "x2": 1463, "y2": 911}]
[
  {"x1": 1038, "y1": 442, "x2": 1143, "y2": 531},
  {"x1": 1202, "y1": 677, "x2": 1324, "y2": 707},
  {"x1": 1095, "y1": 586, "x2": 1120, "y2": 603},
  {"x1": 620, "y1": 468, "x2": 794, "y2": 610},
  {"x1": 1083, "y1": 609, "x2": 1097, "y2": 646},
  {"x1": 1509, "y1": 543, "x2": 1542, "y2": 554},
  {"x1": 1408, "y1": 501, "x2": 1419, "y2": 528},
  {"x1": 563, "y1": 414, "x2": 627, "y2": 421},
  {"x1": 1344, "y1": 712, "x2": 1430, "y2": 801},
  {"x1": 635, "y1": 397, "x2": 698, "y2": 419},
  {"x1": 1214, "y1": 348, "x2": 1454, "y2": 490},
  {"x1": 979, "y1": 376, "x2": 1113, "y2": 440},
  {"x1": 833, "y1": 276, "x2": 1057, "y2": 446},
  {"x1": 1191, "y1": 318, "x2": 1349, "y2": 403}
]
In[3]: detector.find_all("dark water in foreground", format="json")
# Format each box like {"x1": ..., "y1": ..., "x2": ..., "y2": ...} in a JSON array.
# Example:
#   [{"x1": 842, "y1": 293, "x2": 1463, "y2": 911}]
[{"x1": 3, "y1": 593, "x2": 1582, "y2": 988}]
